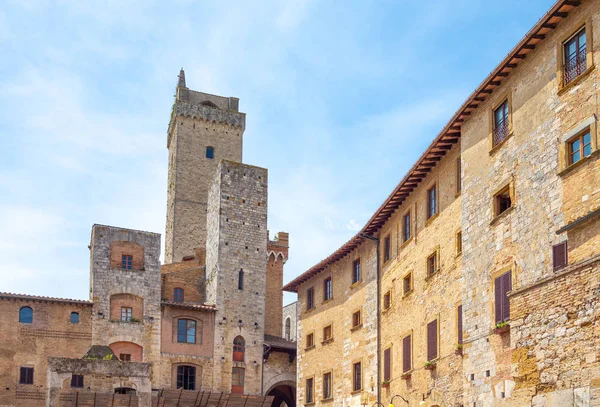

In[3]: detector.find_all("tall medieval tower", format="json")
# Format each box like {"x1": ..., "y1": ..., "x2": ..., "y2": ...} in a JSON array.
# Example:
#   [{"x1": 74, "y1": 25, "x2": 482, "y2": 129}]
[{"x1": 165, "y1": 69, "x2": 246, "y2": 264}]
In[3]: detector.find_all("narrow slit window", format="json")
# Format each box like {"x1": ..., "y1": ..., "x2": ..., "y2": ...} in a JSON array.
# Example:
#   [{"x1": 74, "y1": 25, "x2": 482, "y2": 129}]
[
  {"x1": 352, "y1": 259, "x2": 361, "y2": 284},
  {"x1": 493, "y1": 100, "x2": 510, "y2": 146},
  {"x1": 403, "y1": 212, "x2": 411, "y2": 242},
  {"x1": 403, "y1": 273, "x2": 412, "y2": 295},
  {"x1": 384, "y1": 235, "x2": 391, "y2": 262},
  {"x1": 307, "y1": 287, "x2": 315, "y2": 310},
  {"x1": 323, "y1": 277, "x2": 332, "y2": 301},
  {"x1": 238, "y1": 269, "x2": 244, "y2": 290},
  {"x1": 427, "y1": 185, "x2": 437, "y2": 219}
]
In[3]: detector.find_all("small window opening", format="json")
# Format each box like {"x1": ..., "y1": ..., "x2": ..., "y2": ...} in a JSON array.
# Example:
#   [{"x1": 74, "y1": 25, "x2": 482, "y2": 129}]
[{"x1": 206, "y1": 146, "x2": 215, "y2": 159}]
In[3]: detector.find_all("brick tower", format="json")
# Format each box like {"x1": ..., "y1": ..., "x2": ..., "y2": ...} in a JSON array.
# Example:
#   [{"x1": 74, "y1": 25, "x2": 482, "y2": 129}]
[
  {"x1": 165, "y1": 69, "x2": 246, "y2": 263},
  {"x1": 205, "y1": 160, "x2": 269, "y2": 395}
]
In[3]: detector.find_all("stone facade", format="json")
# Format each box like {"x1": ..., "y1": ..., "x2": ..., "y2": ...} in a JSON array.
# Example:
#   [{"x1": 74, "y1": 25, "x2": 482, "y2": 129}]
[
  {"x1": 285, "y1": 1, "x2": 600, "y2": 407},
  {"x1": 282, "y1": 302, "x2": 297, "y2": 342}
]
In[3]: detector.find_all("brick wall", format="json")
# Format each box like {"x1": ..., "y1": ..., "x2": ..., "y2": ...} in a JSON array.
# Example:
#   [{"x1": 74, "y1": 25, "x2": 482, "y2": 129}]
[
  {"x1": 266, "y1": 234, "x2": 289, "y2": 337},
  {"x1": 109, "y1": 293, "x2": 144, "y2": 321},
  {"x1": 109, "y1": 241, "x2": 144, "y2": 270},
  {"x1": 161, "y1": 265, "x2": 206, "y2": 304},
  {"x1": 109, "y1": 341, "x2": 143, "y2": 362}
]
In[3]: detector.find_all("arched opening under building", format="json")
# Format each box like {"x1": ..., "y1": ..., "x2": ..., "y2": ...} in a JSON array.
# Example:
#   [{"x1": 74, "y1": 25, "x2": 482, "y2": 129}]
[{"x1": 266, "y1": 381, "x2": 295, "y2": 407}]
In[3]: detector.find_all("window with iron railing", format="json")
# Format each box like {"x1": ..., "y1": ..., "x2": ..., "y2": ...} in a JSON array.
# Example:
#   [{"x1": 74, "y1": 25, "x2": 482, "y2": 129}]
[
  {"x1": 493, "y1": 100, "x2": 510, "y2": 146},
  {"x1": 564, "y1": 28, "x2": 587, "y2": 85}
]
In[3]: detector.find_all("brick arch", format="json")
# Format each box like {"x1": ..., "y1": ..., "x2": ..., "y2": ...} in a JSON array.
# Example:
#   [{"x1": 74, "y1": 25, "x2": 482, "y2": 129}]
[
  {"x1": 171, "y1": 315, "x2": 203, "y2": 344},
  {"x1": 171, "y1": 362, "x2": 202, "y2": 390},
  {"x1": 264, "y1": 375, "x2": 296, "y2": 395},
  {"x1": 109, "y1": 341, "x2": 143, "y2": 362},
  {"x1": 110, "y1": 241, "x2": 144, "y2": 270},
  {"x1": 110, "y1": 293, "x2": 144, "y2": 321}
]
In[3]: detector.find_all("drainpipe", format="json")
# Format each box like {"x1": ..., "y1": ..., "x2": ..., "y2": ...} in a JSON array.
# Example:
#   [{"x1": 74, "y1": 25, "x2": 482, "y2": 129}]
[{"x1": 360, "y1": 233, "x2": 380, "y2": 407}]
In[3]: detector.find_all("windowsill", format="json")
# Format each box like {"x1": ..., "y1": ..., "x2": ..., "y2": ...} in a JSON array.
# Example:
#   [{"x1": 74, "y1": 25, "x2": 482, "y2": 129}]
[
  {"x1": 351, "y1": 389, "x2": 363, "y2": 395},
  {"x1": 350, "y1": 280, "x2": 362, "y2": 289},
  {"x1": 558, "y1": 64, "x2": 595, "y2": 96},
  {"x1": 455, "y1": 190, "x2": 462, "y2": 198},
  {"x1": 382, "y1": 306, "x2": 392, "y2": 314},
  {"x1": 400, "y1": 237, "x2": 413, "y2": 249},
  {"x1": 305, "y1": 402, "x2": 315, "y2": 406},
  {"x1": 455, "y1": 251, "x2": 462, "y2": 259},
  {"x1": 110, "y1": 319, "x2": 142, "y2": 324},
  {"x1": 110, "y1": 267, "x2": 144, "y2": 272},
  {"x1": 351, "y1": 324, "x2": 363, "y2": 332},
  {"x1": 489, "y1": 132, "x2": 514, "y2": 156},
  {"x1": 424, "y1": 212, "x2": 439, "y2": 227},
  {"x1": 402, "y1": 290, "x2": 413, "y2": 298},
  {"x1": 424, "y1": 270, "x2": 440, "y2": 282},
  {"x1": 305, "y1": 307, "x2": 315, "y2": 315},
  {"x1": 321, "y1": 338, "x2": 334, "y2": 346},
  {"x1": 322, "y1": 298, "x2": 333, "y2": 305},
  {"x1": 558, "y1": 149, "x2": 599, "y2": 177},
  {"x1": 321, "y1": 398, "x2": 334, "y2": 403},
  {"x1": 304, "y1": 345, "x2": 316, "y2": 351},
  {"x1": 490, "y1": 206, "x2": 515, "y2": 226}
]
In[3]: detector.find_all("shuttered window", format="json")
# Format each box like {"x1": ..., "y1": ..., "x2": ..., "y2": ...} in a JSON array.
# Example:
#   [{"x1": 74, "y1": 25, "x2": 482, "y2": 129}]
[
  {"x1": 457, "y1": 305, "x2": 463, "y2": 345},
  {"x1": 306, "y1": 378, "x2": 314, "y2": 403},
  {"x1": 553, "y1": 241, "x2": 568, "y2": 271},
  {"x1": 352, "y1": 362, "x2": 362, "y2": 391},
  {"x1": 427, "y1": 320, "x2": 438, "y2": 361},
  {"x1": 383, "y1": 348, "x2": 391, "y2": 382},
  {"x1": 384, "y1": 235, "x2": 391, "y2": 262},
  {"x1": 307, "y1": 287, "x2": 314, "y2": 310},
  {"x1": 494, "y1": 272, "x2": 512, "y2": 324},
  {"x1": 402, "y1": 335, "x2": 411, "y2": 373}
]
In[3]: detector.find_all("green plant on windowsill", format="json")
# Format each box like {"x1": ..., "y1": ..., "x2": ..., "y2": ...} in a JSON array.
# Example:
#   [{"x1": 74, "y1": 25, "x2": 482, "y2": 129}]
[
  {"x1": 129, "y1": 317, "x2": 141, "y2": 323},
  {"x1": 456, "y1": 343, "x2": 463, "y2": 350},
  {"x1": 495, "y1": 322, "x2": 508, "y2": 329},
  {"x1": 424, "y1": 361, "x2": 436, "y2": 370}
]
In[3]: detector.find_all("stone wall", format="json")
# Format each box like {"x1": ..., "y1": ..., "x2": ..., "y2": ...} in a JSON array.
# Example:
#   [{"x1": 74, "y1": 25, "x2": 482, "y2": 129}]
[
  {"x1": 282, "y1": 302, "x2": 298, "y2": 341},
  {"x1": 266, "y1": 233, "x2": 289, "y2": 337},
  {"x1": 205, "y1": 160, "x2": 269, "y2": 395},
  {"x1": 164, "y1": 83, "x2": 245, "y2": 264}
]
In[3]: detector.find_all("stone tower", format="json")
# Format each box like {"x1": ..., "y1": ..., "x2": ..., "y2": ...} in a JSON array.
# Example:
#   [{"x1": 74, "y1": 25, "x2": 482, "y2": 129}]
[
  {"x1": 205, "y1": 160, "x2": 268, "y2": 395},
  {"x1": 165, "y1": 69, "x2": 246, "y2": 264}
]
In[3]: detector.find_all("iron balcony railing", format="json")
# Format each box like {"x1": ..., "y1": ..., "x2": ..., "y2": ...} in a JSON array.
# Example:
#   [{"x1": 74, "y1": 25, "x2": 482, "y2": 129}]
[
  {"x1": 493, "y1": 118, "x2": 509, "y2": 146},
  {"x1": 564, "y1": 46, "x2": 587, "y2": 85}
]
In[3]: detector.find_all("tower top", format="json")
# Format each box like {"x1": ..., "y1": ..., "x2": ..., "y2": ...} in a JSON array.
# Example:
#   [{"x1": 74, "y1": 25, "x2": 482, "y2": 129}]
[{"x1": 177, "y1": 68, "x2": 186, "y2": 88}]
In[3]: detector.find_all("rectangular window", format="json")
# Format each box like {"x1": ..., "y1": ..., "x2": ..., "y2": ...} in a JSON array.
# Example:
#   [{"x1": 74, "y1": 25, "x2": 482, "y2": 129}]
[
  {"x1": 493, "y1": 100, "x2": 510, "y2": 146},
  {"x1": 403, "y1": 273, "x2": 412, "y2": 295},
  {"x1": 456, "y1": 230, "x2": 462, "y2": 255},
  {"x1": 383, "y1": 348, "x2": 391, "y2": 382},
  {"x1": 323, "y1": 277, "x2": 332, "y2": 301},
  {"x1": 402, "y1": 335, "x2": 411, "y2": 373},
  {"x1": 352, "y1": 310, "x2": 361, "y2": 328},
  {"x1": 352, "y1": 259, "x2": 361, "y2": 284},
  {"x1": 177, "y1": 319, "x2": 196, "y2": 344},
  {"x1": 564, "y1": 27, "x2": 587, "y2": 84},
  {"x1": 553, "y1": 241, "x2": 568, "y2": 271},
  {"x1": 119, "y1": 353, "x2": 131, "y2": 362},
  {"x1": 121, "y1": 307, "x2": 132, "y2": 322},
  {"x1": 568, "y1": 130, "x2": 592, "y2": 165},
  {"x1": 19, "y1": 367, "x2": 34, "y2": 385},
  {"x1": 306, "y1": 333, "x2": 314, "y2": 348},
  {"x1": 323, "y1": 325, "x2": 332, "y2": 342},
  {"x1": 403, "y1": 212, "x2": 411, "y2": 242},
  {"x1": 232, "y1": 367, "x2": 245, "y2": 387},
  {"x1": 307, "y1": 287, "x2": 315, "y2": 310},
  {"x1": 121, "y1": 255, "x2": 133, "y2": 270},
  {"x1": 306, "y1": 378, "x2": 314, "y2": 403},
  {"x1": 456, "y1": 157, "x2": 462, "y2": 193},
  {"x1": 427, "y1": 185, "x2": 437, "y2": 219},
  {"x1": 494, "y1": 185, "x2": 512, "y2": 217},
  {"x1": 494, "y1": 271, "x2": 512, "y2": 324},
  {"x1": 173, "y1": 287, "x2": 184, "y2": 303},
  {"x1": 323, "y1": 372, "x2": 332, "y2": 400},
  {"x1": 427, "y1": 252, "x2": 438, "y2": 277},
  {"x1": 71, "y1": 374, "x2": 84, "y2": 388},
  {"x1": 427, "y1": 319, "x2": 438, "y2": 361},
  {"x1": 384, "y1": 235, "x2": 391, "y2": 262},
  {"x1": 457, "y1": 305, "x2": 463, "y2": 345},
  {"x1": 176, "y1": 365, "x2": 196, "y2": 390},
  {"x1": 383, "y1": 291, "x2": 391, "y2": 310},
  {"x1": 352, "y1": 362, "x2": 362, "y2": 392}
]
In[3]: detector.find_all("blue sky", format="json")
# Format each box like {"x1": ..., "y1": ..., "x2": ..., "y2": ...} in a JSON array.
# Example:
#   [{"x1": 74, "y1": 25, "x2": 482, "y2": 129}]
[{"x1": 0, "y1": 0, "x2": 555, "y2": 305}]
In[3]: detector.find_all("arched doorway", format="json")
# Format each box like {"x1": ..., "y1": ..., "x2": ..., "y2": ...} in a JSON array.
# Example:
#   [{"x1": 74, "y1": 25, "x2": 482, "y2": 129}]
[{"x1": 266, "y1": 381, "x2": 295, "y2": 407}]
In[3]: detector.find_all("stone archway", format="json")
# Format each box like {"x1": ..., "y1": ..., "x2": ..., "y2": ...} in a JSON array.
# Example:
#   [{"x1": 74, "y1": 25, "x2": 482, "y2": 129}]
[{"x1": 265, "y1": 380, "x2": 295, "y2": 407}]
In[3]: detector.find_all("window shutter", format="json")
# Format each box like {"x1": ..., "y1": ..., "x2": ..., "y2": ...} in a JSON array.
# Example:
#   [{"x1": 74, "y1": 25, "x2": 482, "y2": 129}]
[
  {"x1": 457, "y1": 305, "x2": 463, "y2": 345},
  {"x1": 383, "y1": 348, "x2": 391, "y2": 381},
  {"x1": 402, "y1": 336, "x2": 411, "y2": 373},
  {"x1": 427, "y1": 320, "x2": 438, "y2": 361},
  {"x1": 503, "y1": 272, "x2": 512, "y2": 322},
  {"x1": 494, "y1": 275, "x2": 503, "y2": 324},
  {"x1": 553, "y1": 241, "x2": 568, "y2": 270}
]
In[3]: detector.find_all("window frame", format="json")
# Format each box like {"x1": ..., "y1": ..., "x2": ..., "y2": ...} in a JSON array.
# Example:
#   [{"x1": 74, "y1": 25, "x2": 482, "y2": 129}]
[
  {"x1": 567, "y1": 129, "x2": 592, "y2": 165},
  {"x1": 351, "y1": 310, "x2": 362, "y2": 329},
  {"x1": 455, "y1": 229, "x2": 462, "y2": 256},
  {"x1": 553, "y1": 241, "x2": 568, "y2": 271},
  {"x1": 305, "y1": 332, "x2": 315, "y2": 349},
  {"x1": 19, "y1": 366, "x2": 34, "y2": 385},
  {"x1": 71, "y1": 374, "x2": 84, "y2": 388},
  {"x1": 177, "y1": 318, "x2": 197, "y2": 344},
  {"x1": 206, "y1": 146, "x2": 215, "y2": 159},
  {"x1": 456, "y1": 157, "x2": 462, "y2": 194},
  {"x1": 120, "y1": 353, "x2": 131, "y2": 362},
  {"x1": 383, "y1": 346, "x2": 392, "y2": 382},
  {"x1": 352, "y1": 258, "x2": 361, "y2": 285},
  {"x1": 427, "y1": 318, "x2": 439, "y2": 362},
  {"x1": 383, "y1": 290, "x2": 392, "y2": 311},
  {"x1": 323, "y1": 277, "x2": 333, "y2": 302},
  {"x1": 457, "y1": 304, "x2": 463, "y2": 346},
  {"x1": 426, "y1": 248, "x2": 439, "y2": 278},
  {"x1": 322, "y1": 324, "x2": 333, "y2": 343},
  {"x1": 305, "y1": 377, "x2": 315, "y2": 404},
  {"x1": 176, "y1": 365, "x2": 196, "y2": 391},
  {"x1": 238, "y1": 269, "x2": 244, "y2": 290},
  {"x1": 322, "y1": 371, "x2": 332, "y2": 400},
  {"x1": 70, "y1": 312, "x2": 79, "y2": 324},
  {"x1": 426, "y1": 184, "x2": 437, "y2": 220},
  {"x1": 558, "y1": 117, "x2": 598, "y2": 174},
  {"x1": 173, "y1": 287, "x2": 184, "y2": 303},
  {"x1": 557, "y1": 20, "x2": 594, "y2": 92},
  {"x1": 306, "y1": 287, "x2": 315, "y2": 311},
  {"x1": 402, "y1": 271, "x2": 413, "y2": 296},
  {"x1": 488, "y1": 90, "x2": 514, "y2": 153},
  {"x1": 121, "y1": 254, "x2": 133, "y2": 270},
  {"x1": 383, "y1": 234, "x2": 391, "y2": 263},
  {"x1": 491, "y1": 181, "x2": 515, "y2": 223},
  {"x1": 121, "y1": 307, "x2": 133, "y2": 322},
  {"x1": 232, "y1": 367, "x2": 245, "y2": 392},
  {"x1": 402, "y1": 334, "x2": 412, "y2": 373},
  {"x1": 493, "y1": 269, "x2": 513, "y2": 325},
  {"x1": 402, "y1": 210, "x2": 411, "y2": 243},
  {"x1": 19, "y1": 306, "x2": 33, "y2": 324},
  {"x1": 352, "y1": 361, "x2": 362, "y2": 392}
]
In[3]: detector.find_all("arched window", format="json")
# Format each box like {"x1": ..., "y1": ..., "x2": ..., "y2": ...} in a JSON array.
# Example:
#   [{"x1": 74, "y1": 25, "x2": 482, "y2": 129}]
[
  {"x1": 238, "y1": 269, "x2": 244, "y2": 290},
  {"x1": 19, "y1": 307, "x2": 33, "y2": 324},
  {"x1": 233, "y1": 336, "x2": 245, "y2": 362},
  {"x1": 176, "y1": 365, "x2": 196, "y2": 390},
  {"x1": 70, "y1": 312, "x2": 79, "y2": 324},
  {"x1": 174, "y1": 288, "x2": 184, "y2": 303},
  {"x1": 177, "y1": 319, "x2": 196, "y2": 344},
  {"x1": 206, "y1": 146, "x2": 214, "y2": 159},
  {"x1": 285, "y1": 317, "x2": 291, "y2": 341}
]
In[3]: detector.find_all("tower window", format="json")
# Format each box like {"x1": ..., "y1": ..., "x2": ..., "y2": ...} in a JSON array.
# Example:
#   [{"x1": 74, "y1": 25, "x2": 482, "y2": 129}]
[
  {"x1": 285, "y1": 317, "x2": 291, "y2": 340},
  {"x1": 233, "y1": 336, "x2": 245, "y2": 361},
  {"x1": 238, "y1": 269, "x2": 244, "y2": 290},
  {"x1": 177, "y1": 319, "x2": 196, "y2": 343},
  {"x1": 174, "y1": 287, "x2": 184, "y2": 303},
  {"x1": 71, "y1": 374, "x2": 84, "y2": 388},
  {"x1": 120, "y1": 353, "x2": 131, "y2": 361},
  {"x1": 121, "y1": 255, "x2": 133, "y2": 270},
  {"x1": 19, "y1": 367, "x2": 34, "y2": 385},
  {"x1": 206, "y1": 146, "x2": 215, "y2": 159},
  {"x1": 176, "y1": 365, "x2": 196, "y2": 390},
  {"x1": 70, "y1": 312, "x2": 79, "y2": 324},
  {"x1": 232, "y1": 367, "x2": 245, "y2": 394},
  {"x1": 121, "y1": 307, "x2": 132, "y2": 322},
  {"x1": 352, "y1": 259, "x2": 361, "y2": 284},
  {"x1": 19, "y1": 307, "x2": 33, "y2": 324}
]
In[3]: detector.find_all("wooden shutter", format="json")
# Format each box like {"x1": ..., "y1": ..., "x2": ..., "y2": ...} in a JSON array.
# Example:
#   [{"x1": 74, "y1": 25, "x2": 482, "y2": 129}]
[
  {"x1": 383, "y1": 348, "x2": 391, "y2": 381},
  {"x1": 427, "y1": 320, "x2": 438, "y2": 361},
  {"x1": 495, "y1": 272, "x2": 512, "y2": 324},
  {"x1": 553, "y1": 241, "x2": 568, "y2": 270},
  {"x1": 402, "y1": 335, "x2": 411, "y2": 373},
  {"x1": 457, "y1": 305, "x2": 463, "y2": 345}
]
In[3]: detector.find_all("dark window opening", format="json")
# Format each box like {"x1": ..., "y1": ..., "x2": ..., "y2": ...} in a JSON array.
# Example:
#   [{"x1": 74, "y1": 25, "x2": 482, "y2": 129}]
[
  {"x1": 427, "y1": 186, "x2": 437, "y2": 219},
  {"x1": 306, "y1": 333, "x2": 314, "y2": 348},
  {"x1": 323, "y1": 372, "x2": 332, "y2": 399},
  {"x1": 323, "y1": 325, "x2": 332, "y2": 341},
  {"x1": 352, "y1": 259, "x2": 361, "y2": 284},
  {"x1": 494, "y1": 271, "x2": 512, "y2": 324},
  {"x1": 456, "y1": 231, "x2": 463, "y2": 255},
  {"x1": 173, "y1": 287, "x2": 184, "y2": 303},
  {"x1": 120, "y1": 353, "x2": 131, "y2": 362},
  {"x1": 115, "y1": 388, "x2": 136, "y2": 395},
  {"x1": 553, "y1": 241, "x2": 568, "y2": 271},
  {"x1": 427, "y1": 320, "x2": 438, "y2": 361},
  {"x1": 383, "y1": 348, "x2": 391, "y2": 382},
  {"x1": 402, "y1": 335, "x2": 411, "y2": 373},
  {"x1": 233, "y1": 336, "x2": 245, "y2": 362},
  {"x1": 306, "y1": 378, "x2": 314, "y2": 403},
  {"x1": 353, "y1": 362, "x2": 362, "y2": 391},
  {"x1": 307, "y1": 287, "x2": 315, "y2": 310},
  {"x1": 564, "y1": 27, "x2": 587, "y2": 84},
  {"x1": 403, "y1": 273, "x2": 412, "y2": 295},
  {"x1": 456, "y1": 157, "x2": 462, "y2": 193},
  {"x1": 71, "y1": 374, "x2": 84, "y2": 388},
  {"x1": 493, "y1": 100, "x2": 509, "y2": 146},
  {"x1": 121, "y1": 255, "x2": 133, "y2": 270},
  {"x1": 238, "y1": 269, "x2": 244, "y2": 290},
  {"x1": 176, "y1": 365, "x2": 196, "y2": 390},
  {"x1": 19, "y1": 307, "x2": 33, "y2": 324},
  {"x1": 177, "y1": 319, "x2": 196, "y2": 343},
  {"x1": 494, "y1": 186, "x2": 512, "y2": 217},
  {"x1": 206, "y1": 146, "x2": 215, "y2": 159},
  {"x1": 403, "y1": 212, "x2": 411, "y2": 242},
  {"x1": 323, "y1": 277, "x2": 332, "y2": 301},
  {"x1": 383, "y1": 291, "x2": 391, "y2": 310},
  {"x1": 352, "y1": 311, "x2": 361, "y2": 328},
  {"x1": 285, "y1": 318, "x2": 291, "y2": 340},
  {"x1": 19, "y1": 367, "x2": 34, "y2": 385},
  {"x1": 384, "y1": 235, "x2": 391, "y2": 262},
  {"x1": 458, "y1": 305, "x2": 463, "y2": 345},
  {"x1": 427, "y1": 252, "x2": 438, "y2": 276}
]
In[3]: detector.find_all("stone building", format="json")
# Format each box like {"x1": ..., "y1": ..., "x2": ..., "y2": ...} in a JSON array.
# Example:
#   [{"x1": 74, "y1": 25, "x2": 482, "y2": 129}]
[
  {"x1": 285, "y1": 0, "x2": 600, "y2": 406},
  {"x1": 0, "y1": 72, "x2": 296, "y2": 406},
  {"x1": 282, "y1": 302, "x2": 298, "y2": 342}
]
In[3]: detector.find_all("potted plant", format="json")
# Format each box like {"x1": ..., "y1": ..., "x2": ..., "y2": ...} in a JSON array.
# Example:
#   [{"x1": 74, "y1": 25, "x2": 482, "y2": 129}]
[
  {"x1": 382, "y1": 380, "x2": 391, "y2": 388},
  {"x1": 494, "y1": 322, "x2": 510, "y2": 334},
  {"x1": 401, "y1": 372, "x2": 411, "y2": 380},
  {"x1": 424, "y1": 361, "x2": 436, "y2": 370},
  {"x1": 455, "y1": 343, "x2": 463, "y2": 355}
]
